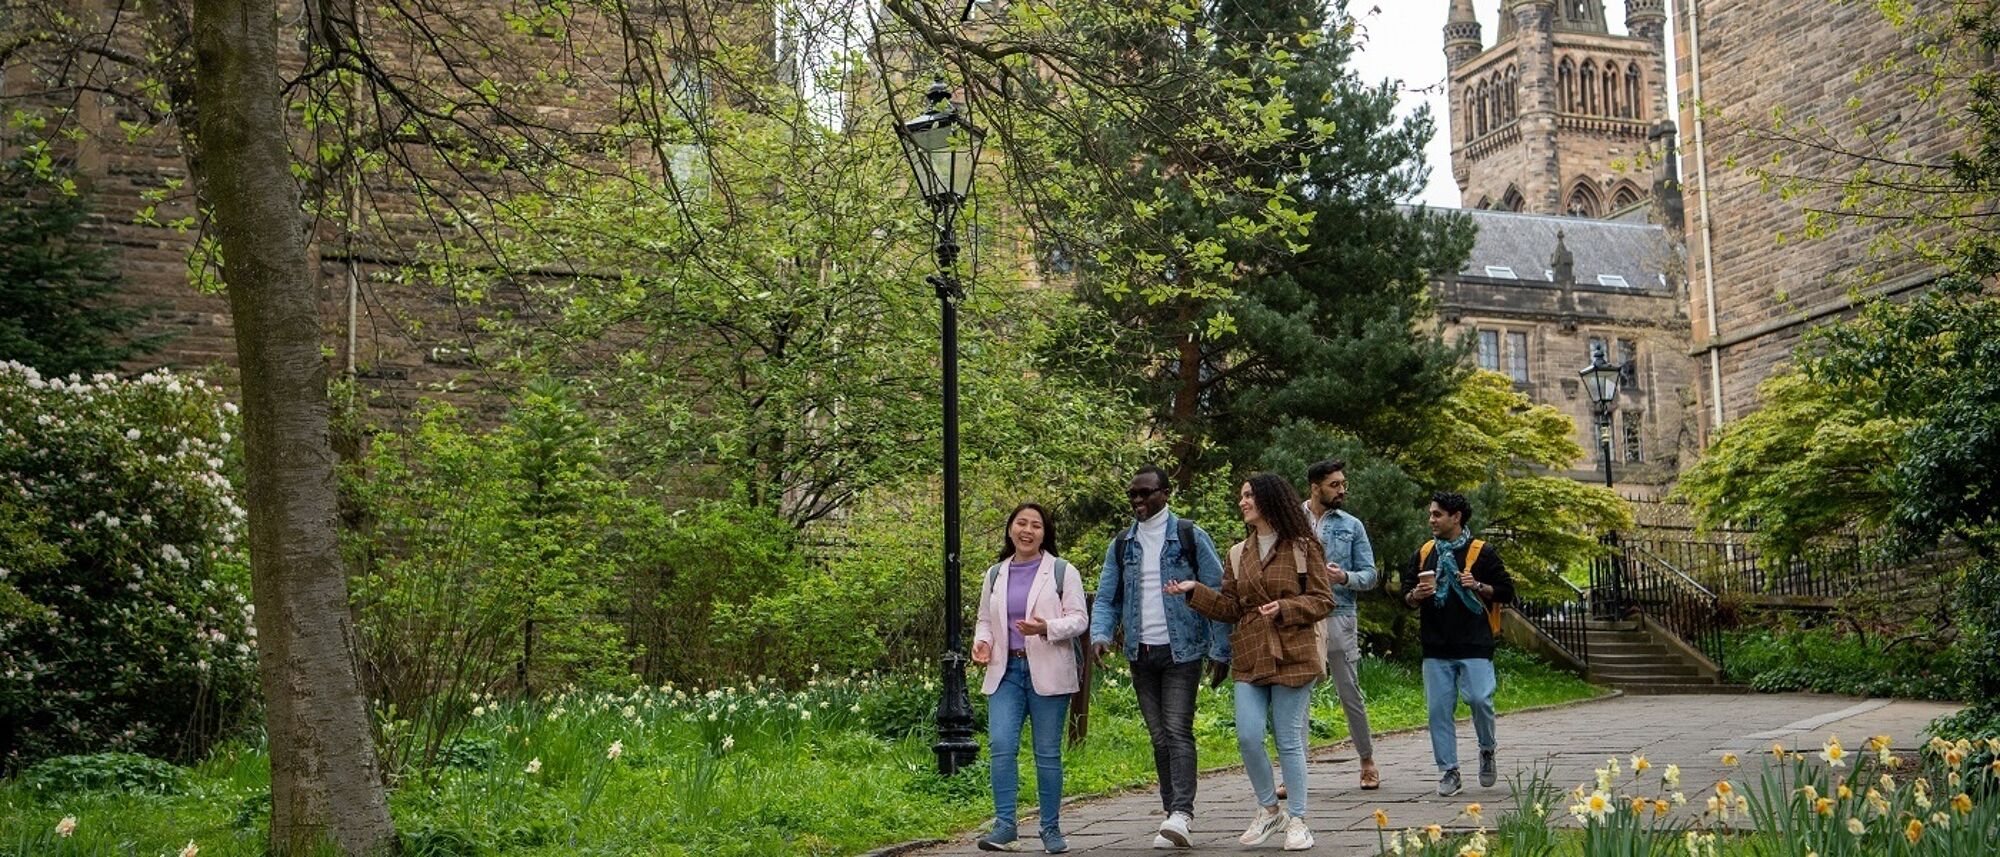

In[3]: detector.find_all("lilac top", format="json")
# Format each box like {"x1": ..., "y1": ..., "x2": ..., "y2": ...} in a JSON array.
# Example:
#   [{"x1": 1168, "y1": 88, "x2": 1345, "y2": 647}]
[{"x1": 1005, "y1": 557, "x2": 1040, "y2": 651}]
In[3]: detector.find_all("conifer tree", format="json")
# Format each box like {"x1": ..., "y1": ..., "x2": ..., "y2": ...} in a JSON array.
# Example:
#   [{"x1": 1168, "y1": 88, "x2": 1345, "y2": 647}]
[
  {"x1": 0, "y1": 165, "x2": 158, "y2": 375},
  {"x1": 1034, "y1": 0, "x2": 1475, "y2": 483}
]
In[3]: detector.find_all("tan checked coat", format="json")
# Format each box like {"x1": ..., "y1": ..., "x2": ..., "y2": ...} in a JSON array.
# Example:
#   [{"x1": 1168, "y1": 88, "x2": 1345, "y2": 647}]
[{"x1": 1185, "y1": 535, "x2": 1334, "y2": 688}]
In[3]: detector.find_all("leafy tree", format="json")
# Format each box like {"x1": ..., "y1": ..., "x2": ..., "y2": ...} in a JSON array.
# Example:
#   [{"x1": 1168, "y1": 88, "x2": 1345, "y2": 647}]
[{"x1": 0, "y1": 164, "x2": 159, "y2": 375}]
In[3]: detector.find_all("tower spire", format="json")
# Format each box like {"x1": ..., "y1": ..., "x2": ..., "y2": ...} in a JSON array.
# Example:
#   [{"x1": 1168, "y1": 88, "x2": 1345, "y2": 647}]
[{"x1": 1444, "y1": 0, "x2": 1482, "y2": 70}]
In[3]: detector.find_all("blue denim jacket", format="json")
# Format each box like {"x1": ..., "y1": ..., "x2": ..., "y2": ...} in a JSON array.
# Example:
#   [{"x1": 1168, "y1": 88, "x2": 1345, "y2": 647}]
[
  {"x1": 1089, "y1": 512, "x2": 1232, "y2": 664},
  {"x1": 1313, "y1": 508, "x2": 1378, "y2": 617}
]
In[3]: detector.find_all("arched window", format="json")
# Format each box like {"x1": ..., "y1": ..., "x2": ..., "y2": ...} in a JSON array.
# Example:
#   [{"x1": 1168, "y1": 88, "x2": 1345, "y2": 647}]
[
  {"x1": 1476, "y1": 80, "x2": 1490, "y2": 136},
  {"x1": 1603, "y1": 59, "x2": 1620, "y2": 118},
  {"x1": 1580, "y1": 61, "x2": 1598, "y2": 115},
  {"x1": 1501, "y1": 186, "x2": 1526, "y2": 212},
  {"x1": 1626, "y1": 63, "x2": 1643, "y2": 120},
  {"x1": 1504, "y1": 67, "x2": 1518, "y2": 119},
  {"x1": 1558, "y1": 57, "x2": 1576, "y2": 112},
  {"x1": 1476, "y1": 195, "x2": 1494, "y2": 210},
  {"x1": 1566, "y1": 180, "x2": 1602, "y2": 218},
  {"x1": 1611, "y1": 183, "x2": 1641, "y2": 210}
]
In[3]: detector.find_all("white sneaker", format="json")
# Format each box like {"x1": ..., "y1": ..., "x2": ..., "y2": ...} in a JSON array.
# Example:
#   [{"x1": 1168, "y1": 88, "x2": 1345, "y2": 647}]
[
  {"x1": 1238, "y1": 805, "x2": 1286, "y2": 846},
  {"x1": 1151, "y1": 834, "x2": 1176, "y2": 849},
  {"x1": 1157, "y1": 811, "x2": 1191, "y2": 847},
  {"x1": 1281, "y1": 816, "x2": 1315, "y2": 851}
]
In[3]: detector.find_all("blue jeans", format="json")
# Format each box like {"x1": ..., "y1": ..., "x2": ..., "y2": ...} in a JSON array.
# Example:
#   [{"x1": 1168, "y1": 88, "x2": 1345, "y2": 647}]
[
  {"x1": 988, "y1": 655, "x2": 1070, "y2": 835},
  {"x1": 1422, "y1": 657, "x2": 1497, "y2": 772},
  {"x1": 1233, "y1": 680, "x2": 1314, "y2": 818}
]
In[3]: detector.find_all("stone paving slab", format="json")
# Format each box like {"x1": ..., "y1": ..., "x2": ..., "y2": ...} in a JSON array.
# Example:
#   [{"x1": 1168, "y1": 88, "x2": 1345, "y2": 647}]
[{"x1": 901, "y1": 693, "x2": 1960, "y2": 855}]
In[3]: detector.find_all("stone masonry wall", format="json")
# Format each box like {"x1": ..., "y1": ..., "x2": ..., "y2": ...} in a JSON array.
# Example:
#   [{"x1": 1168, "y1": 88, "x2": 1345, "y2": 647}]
[
  {"x1": 1674, "y1": 0, "x2": 1964, "y2": 435},
  {"x1": 8, "y1": 1, "x2": 769, "y2": 423},
  {"x1": 1437, "y1": 277, "x2": 1697, "y2": 497}
]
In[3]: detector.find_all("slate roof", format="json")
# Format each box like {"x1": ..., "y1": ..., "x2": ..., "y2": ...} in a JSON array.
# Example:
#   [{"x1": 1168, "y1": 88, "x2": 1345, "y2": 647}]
[{"x1": 1451, "y1": 208, "x2": 1675, "y2": 291}]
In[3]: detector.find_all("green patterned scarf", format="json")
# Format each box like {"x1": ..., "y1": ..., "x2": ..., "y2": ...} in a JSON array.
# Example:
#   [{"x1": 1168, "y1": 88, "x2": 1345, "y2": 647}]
[{"x1": 1431, "y1": 531, "x2": 1485, "y2": 614}]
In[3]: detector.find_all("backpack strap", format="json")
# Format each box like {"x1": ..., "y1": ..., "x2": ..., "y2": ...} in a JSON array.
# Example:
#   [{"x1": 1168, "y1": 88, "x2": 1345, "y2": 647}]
[
  {"x1": 1419, "y1": 540, "x2": 1435, "y2": 565},
  {"x1": 1053, "y1": 558, "x2": 1068, "y2": 598}
]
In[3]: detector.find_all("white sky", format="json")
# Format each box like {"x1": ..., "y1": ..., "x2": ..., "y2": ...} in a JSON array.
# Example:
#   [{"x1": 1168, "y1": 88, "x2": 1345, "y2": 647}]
[{"x1": 1347, "y1": 2, "x2": 1645, "y2": 209}]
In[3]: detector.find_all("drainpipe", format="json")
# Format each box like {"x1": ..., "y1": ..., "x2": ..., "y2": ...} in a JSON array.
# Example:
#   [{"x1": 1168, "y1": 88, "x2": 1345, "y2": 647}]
[
  {"x1": 346, "y1": 176, "x2": 360, "y2": 376},
  {"x1": 1684, "y1": 0, "x2": 1724, "y2": 430}
]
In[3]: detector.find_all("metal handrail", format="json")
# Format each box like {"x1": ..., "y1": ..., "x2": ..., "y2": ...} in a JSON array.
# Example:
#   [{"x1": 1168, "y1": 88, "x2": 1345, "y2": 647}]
[{"x1": 1630, "y1": 543, "x2": 1717, "y2": 600}]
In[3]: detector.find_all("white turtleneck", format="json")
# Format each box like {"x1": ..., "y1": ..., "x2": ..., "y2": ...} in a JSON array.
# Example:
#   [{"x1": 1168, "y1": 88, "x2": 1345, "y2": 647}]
[{"x1": 1136, "y1": 506, "x2": 1172, "y2": 644}]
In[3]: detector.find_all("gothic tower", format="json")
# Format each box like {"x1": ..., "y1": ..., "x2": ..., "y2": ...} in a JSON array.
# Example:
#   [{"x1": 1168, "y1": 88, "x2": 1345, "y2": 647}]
[{"x1": 1445, "y1": 0, "x2": 1669, "y2": 218}]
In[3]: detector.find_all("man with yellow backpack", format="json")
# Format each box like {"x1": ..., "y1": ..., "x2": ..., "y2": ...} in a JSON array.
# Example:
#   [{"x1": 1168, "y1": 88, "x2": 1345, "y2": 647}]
[{"x1": 1399, "y1": 491, "x2": 1515, "y2": 797}]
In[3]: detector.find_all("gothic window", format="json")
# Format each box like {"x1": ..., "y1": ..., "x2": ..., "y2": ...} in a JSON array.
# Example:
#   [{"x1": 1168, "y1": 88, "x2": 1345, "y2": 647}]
[
  {"x1": 1570, "y1": 0, "x2": 1596, "y2": 23},
  {"x1": 1477, "y1": 330, "x2": 1501, "y2": 372},
  {"x1": 1603, "y1": 60, "x2": 1620, "y2": 118},
  {"x1": 1617, "y1": 338, "x2": 1639, "y2": 385},
  {"x1": 1626, "y1": 63, "x2": 1643, "y2": 119},
  {"x1": 1507, "y1": 331, "x2": 1530, "y2": 384},
  {"x1": 1476, "y1": 81, "x2": 1490, "y2": 136},
  {"x1": 1558, "y1": 57, "x2": 1576, "y2": 112},
  {"x1": 1501, "y1": 186, "x2": 1526, "y2": 212},
  {"x1": 1580, "y1": 61, "x2": 1598, "y2": 114},
  {"x1": 1504, "y1": 67, "x2": 1518, "y2": 119},
  {"x1": 1622, "y1": 410, "x2": 1644, "y2": 463},
  {"x1": 1476, "y1": 195, "x2": 1494, "y2": 210},
  {"x1": 1611, "y1": 183, "x2": 1641, "y2": 210},
  {"x1": 1566, "y1": 181, "x2": 1601, "y2": 218}
]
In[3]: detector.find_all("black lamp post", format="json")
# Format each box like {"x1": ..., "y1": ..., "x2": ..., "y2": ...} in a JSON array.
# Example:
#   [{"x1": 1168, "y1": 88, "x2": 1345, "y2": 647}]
[
  {"x1": 1578, "y1": 346, "x2": 1625, "y2": 490},
  {"x1": 1580, "y1": 344, "x2": 1628, "y2": 616},
  {"x1": 897, "y1": 79, "x2": 985, "y2": 776}
]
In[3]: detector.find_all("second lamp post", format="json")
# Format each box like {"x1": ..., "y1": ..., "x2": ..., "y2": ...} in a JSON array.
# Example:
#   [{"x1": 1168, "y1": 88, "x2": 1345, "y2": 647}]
[{"x1": 897, "y1": 79, "x2": 985, "y2": 776}]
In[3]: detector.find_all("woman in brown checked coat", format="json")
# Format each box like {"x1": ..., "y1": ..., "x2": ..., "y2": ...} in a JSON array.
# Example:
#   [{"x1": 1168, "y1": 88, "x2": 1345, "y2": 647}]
[{"x1": 1165, "y1": 472, "x2": 1333, "y2": 851}]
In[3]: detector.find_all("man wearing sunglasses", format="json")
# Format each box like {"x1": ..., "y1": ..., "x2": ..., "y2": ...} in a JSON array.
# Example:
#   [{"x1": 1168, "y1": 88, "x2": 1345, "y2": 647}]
[{"x1": 1089, "y1": 464, "x2": 1229, "y2": 849}]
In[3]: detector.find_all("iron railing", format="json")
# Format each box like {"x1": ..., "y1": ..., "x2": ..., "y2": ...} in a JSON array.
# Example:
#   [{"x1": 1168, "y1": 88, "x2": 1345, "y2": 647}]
[
  {"x1": 1596, "y1": 541, "x2": 1727, "y2": 672},
  {"x1": 1616, "y1": 532, "x2": 1896, "y2": 603},
  {"x1": 1511, "y1": 576, "x2": 1591, "y2": 667}
]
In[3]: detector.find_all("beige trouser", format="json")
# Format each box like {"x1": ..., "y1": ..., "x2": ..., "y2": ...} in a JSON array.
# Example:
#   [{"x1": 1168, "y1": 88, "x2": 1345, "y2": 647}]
[{"x1": 1316, "y1": 613, "x2": 1374, "y2": 760}]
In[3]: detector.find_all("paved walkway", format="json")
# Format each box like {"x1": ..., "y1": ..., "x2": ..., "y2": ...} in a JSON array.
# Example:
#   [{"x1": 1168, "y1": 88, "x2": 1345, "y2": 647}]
[{"x1": 904, "y1": 693, "x2": 1960, "y2": 855}]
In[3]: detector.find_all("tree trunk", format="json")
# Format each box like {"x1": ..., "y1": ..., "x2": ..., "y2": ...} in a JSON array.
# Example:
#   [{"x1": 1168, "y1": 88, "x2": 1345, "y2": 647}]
[
  {"x1": 1169, "y1": 303, "x2": 1204, "y2": 491},
  {"x1": 187, "y1": 0, "x2": 397, "y2": 852}
]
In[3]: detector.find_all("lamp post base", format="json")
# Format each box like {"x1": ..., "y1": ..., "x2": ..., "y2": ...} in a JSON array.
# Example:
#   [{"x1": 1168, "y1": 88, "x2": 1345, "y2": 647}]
[{"x1": 934, "y1": 652, "x2": 980, "y2": 774}]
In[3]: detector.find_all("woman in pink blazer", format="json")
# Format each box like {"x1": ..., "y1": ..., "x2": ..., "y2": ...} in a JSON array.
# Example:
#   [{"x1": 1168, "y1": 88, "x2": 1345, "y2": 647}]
[{"x1": 971, "y1": 502, "x2": 1089, "y2": 853}]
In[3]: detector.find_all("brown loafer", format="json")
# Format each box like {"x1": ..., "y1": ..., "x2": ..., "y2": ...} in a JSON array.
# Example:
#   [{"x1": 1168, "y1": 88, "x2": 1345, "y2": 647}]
[{"x1": 1359, "y1": 765, "x2": 1381, "y2": 790}]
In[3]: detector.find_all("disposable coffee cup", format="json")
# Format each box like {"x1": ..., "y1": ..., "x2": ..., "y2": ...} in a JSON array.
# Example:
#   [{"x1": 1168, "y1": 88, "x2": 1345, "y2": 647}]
[{"x1": 1417, "y1": 570, "x2": 1437, "y2": 587}]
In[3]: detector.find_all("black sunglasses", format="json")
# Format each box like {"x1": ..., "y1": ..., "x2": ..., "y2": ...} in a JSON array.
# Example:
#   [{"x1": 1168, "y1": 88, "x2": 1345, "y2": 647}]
[{"x1": 1126, "y1": 486, "x2": 1166, "y2": 499}]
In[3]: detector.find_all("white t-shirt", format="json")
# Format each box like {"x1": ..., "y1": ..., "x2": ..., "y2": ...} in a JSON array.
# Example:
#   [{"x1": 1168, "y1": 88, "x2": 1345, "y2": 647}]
[{"x1": 1136, "y1": 506, "x2": 1172, "y2": 645}]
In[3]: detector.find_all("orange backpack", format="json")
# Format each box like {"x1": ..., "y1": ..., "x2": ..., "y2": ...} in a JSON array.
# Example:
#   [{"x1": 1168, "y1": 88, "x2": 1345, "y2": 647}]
[{"x1": 1418, "y1": 539, "x2": 1502, "y2": 635}]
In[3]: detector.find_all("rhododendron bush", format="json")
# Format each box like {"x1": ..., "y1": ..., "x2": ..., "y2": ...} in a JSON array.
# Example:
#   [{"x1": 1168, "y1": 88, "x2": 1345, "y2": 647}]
[{"x1": 0, "y1": 363, "x2": 257, "y2": 770}]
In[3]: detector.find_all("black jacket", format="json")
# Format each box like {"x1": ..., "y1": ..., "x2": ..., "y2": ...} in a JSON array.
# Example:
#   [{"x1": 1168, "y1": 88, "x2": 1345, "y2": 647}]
[{"x1": 1400, "y1": 540, "x2": 1515, "y2": 660}]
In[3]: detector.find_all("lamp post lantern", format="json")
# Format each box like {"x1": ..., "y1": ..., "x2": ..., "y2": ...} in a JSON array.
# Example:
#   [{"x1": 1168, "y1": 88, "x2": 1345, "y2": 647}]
[{"x1": 897, "y1": 79, "x2": 985, "y2": 776}]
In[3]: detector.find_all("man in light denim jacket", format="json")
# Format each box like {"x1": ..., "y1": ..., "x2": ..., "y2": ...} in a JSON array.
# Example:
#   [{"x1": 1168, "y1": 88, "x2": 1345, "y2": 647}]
[
  {"x1": 1303, "y1": 459, "x2": 1381, "y2": 790},
  {"x1": 1090, "y1": 464, "x2": 1230, "y2": 849}
]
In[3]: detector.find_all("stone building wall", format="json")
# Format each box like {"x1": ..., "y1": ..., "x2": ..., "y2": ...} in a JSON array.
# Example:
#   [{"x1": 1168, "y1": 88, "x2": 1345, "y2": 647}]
[
  {"x1": 4, "y1": 1, "x2": 769, "y2": 419},
  {"x1": 1430, "y1": 210, "x2": 1697, "y2": 497},
  {"x1": 1673, "y1": 0, "x2": 1965, "y2": 435},
  {"x1": 1437, "y1": 279, "x2": 1698, "y2": 497}
]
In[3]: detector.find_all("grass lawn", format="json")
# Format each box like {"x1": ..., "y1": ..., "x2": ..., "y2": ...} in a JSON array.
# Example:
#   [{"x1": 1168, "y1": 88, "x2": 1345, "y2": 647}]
[{"x1": 2, "y1": 649, "x2": 1601, "y2": 856}]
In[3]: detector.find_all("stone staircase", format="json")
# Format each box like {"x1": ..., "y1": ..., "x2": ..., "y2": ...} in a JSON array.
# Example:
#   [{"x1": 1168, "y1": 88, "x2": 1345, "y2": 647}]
[{"x1": 1582, "y1": 619, "x2": 1748, "y2": 695}]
